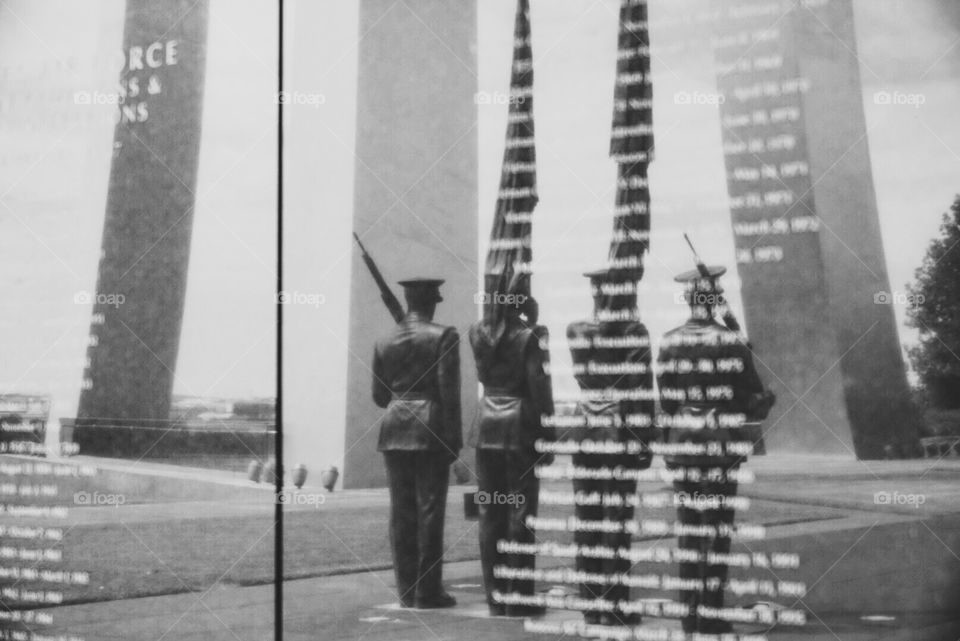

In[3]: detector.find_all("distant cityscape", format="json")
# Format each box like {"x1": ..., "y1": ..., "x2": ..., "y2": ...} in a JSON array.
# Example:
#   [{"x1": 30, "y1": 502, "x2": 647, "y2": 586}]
[
  {"x1": 0, "y1": 393, "x2": 274, "y2": 427},
  {"x1": 169, "y1": 395, "x2": 276, "y2": 426},
  {"x1": 0, "y1": 394, "x2": 275, "y2": 471}
]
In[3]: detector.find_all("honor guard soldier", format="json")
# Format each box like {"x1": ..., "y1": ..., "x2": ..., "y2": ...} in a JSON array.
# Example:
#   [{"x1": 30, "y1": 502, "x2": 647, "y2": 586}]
[
  {"x1": 566, "y1": 268, "x2": 656, "y2": 627},
  {"x1": 372, "y1": 277, "x2": 462, "y2": 609},
  {"x1": 468, "y1": 281, "x2": 554, "y2": 617},
  {"x1": 656, "y1": 266, "x2": 775, "y2": 635}
]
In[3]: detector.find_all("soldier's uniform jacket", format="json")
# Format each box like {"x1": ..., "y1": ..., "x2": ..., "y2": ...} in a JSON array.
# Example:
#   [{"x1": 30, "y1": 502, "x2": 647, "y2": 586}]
[
  {"x1": 467, "y1": 321, "x2": 554, "y2": 451},
  {"x1": 656, "y1": 318, "x2": 767, "y2": 467},
  {"x1": 566, "y1": 319, "x2": 656, "y2": 459},
  {"x1": 373, "y1": 311, "x2": 462, "y2": 453}
]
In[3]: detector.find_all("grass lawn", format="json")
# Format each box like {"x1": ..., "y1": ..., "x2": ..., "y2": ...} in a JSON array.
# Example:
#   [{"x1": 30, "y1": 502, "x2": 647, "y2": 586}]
[{"x1": 15, "y1": 488, "x2": 839, "y2": 607}]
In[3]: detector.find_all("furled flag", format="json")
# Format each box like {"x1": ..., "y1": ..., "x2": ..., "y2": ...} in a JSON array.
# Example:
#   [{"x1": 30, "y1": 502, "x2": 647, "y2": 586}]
[
  {"x1": 481, "y1": 0, "x2": 537, "y2": 337},
  {"x1": 607, "y1": 0, "x2": 653, "y2": 286}
]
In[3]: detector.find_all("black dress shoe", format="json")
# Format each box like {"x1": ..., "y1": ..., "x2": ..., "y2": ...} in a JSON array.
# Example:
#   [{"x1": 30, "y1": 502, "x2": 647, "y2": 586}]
[
  {"x1": 488, "y1": 604, "x2": 506, "y2": 616},
  {"x1": 415, "y1": 592, "x2": 457, "y2": 609},
  {"x1": 399, "y1": 598, "x2": 415, "y2": 608},
  {"x1": 602, "y1": 612, "x2": 641, "y2": 627},
  {"x1": 699, "y1": 619, "x2": 733, "y2": 634},
  {"x1": 584, "y1": 612, "x2": 603, "y2": 625},
  {"x1": 505, "y1": 604, "x2": 546, "y2": 618}
]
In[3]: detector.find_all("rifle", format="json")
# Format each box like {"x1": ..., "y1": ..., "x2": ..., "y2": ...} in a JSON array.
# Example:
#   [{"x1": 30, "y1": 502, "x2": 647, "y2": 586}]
[
  {"x1": 683, "y1": 233, "x2": 742, "y2": 334},
  {"x1": 353, "y1": 232, "x2": 405, "y2": 323}
]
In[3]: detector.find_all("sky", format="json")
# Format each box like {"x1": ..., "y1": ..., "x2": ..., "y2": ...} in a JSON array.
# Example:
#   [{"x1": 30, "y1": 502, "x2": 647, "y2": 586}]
[{"x1": 1, "y1": 0, "x2": 958, "y2": 451}]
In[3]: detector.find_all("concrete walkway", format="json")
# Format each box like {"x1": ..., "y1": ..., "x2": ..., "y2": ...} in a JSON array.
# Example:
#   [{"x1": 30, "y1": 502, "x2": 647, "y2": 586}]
[{"x1": 36, "y1": 555, "x2": 959, "y2": 641}]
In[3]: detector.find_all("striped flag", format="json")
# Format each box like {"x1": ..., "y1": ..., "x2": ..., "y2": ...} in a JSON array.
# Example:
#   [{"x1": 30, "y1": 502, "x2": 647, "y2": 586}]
[
  {"x1": 482, "y1": 0, "x2": 537, "y2": 329},
  {"x1": 608, "y1": 0, "x2": 653, "y2": 284}
]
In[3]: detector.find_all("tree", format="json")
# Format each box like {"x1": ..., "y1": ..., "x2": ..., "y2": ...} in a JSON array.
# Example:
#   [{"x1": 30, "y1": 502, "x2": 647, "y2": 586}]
[{"x1": 907, "y1": 195, "x2": 960, "y2": 408}]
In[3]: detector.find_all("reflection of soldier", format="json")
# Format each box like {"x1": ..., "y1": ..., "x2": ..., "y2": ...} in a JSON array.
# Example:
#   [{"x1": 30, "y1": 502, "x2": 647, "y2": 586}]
[
  {"x1": 656, "y1": 267, "x2": 775, "y2": 635},
  {"x1": 519, "y1": 296, "x2": 543, "y2": 334},
  {"x1": 373, "y1": 278, "x2": 462, "y2": 609},
  {"x1": 567, "y1": 269, "x2": 656, "y2": 627},
  {"x1": 521, "y1": 296, "x2": 552, "y2": 372},
  {"x1": 469, "y1": 289, "x2": 554, "y2": 617}
]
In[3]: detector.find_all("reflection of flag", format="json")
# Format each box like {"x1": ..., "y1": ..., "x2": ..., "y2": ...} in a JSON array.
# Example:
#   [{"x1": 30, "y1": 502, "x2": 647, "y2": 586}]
[
  {"x1": 608, "y1": 0, "x2": 653, "y2": 283},
  {"x1": 483, "y1": 0, "x2": 537, "y2": 329}
]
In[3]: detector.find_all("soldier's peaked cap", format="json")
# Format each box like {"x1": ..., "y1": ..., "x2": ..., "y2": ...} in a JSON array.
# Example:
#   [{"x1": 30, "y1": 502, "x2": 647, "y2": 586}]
[
  {"x1": 582, "y1": 268, "x2": 611, "y2": 281},
  {"x1": 397, "y1": 277, "x2": 444, "y2": 301},
  {"x1": 674, "y1": 266, "x2": 726, "y2": 282}
]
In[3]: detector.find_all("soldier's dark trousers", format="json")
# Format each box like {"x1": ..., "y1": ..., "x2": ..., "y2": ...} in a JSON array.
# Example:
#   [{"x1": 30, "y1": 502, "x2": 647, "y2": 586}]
[
  {"x1": 383, "y1": 451, "x2": 450, "y2": 604},
  {"x1": 673, "y1": 473, "x2": 738, "y2": 631},
  {"x1": 571, "y1": 452, "x2": 639, "y2": 622},
  {"x1": 476, "y1": 449, "x2": 540, "y2": 607}
]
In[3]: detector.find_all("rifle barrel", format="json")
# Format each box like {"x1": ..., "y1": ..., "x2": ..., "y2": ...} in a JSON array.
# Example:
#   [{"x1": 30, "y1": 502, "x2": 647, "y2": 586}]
[
  {"x1": 352, "y1": 232, "x2": 405, "y2": 323},
  {"x1": 352, "y1": 232, "x2": 367, "y2": 254},
  {"x1": 683, "y1": 233, "x2": 699, "y2": 260},
  {"x1": 683, "y1": 233, "x2": 712, "y2": 278}
]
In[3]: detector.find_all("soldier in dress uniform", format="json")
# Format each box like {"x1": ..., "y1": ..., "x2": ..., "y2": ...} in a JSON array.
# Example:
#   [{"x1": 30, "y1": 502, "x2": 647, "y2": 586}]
[
  {"x1": 656, "y1": 266, "x2": 775, "y2": 635},
  {"x1": 566, "y1": 268, "x2": 656, "y2": 627},
  {"x1": 469, "y1": 283, "x2": 554, "y2": 617},
  {"x1": 372, "y1": 277, "x2": 461, "y2": 609}
]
